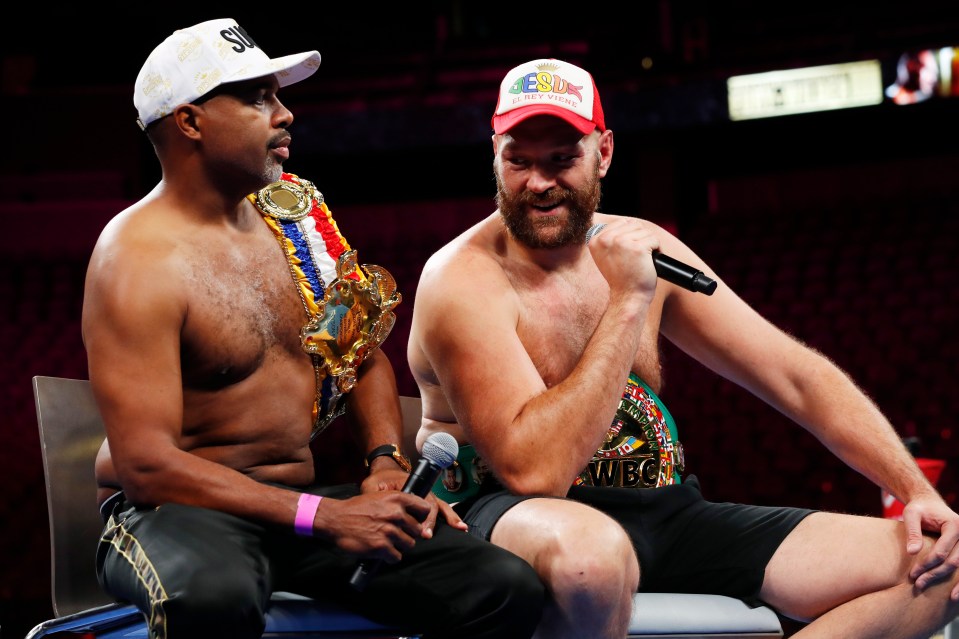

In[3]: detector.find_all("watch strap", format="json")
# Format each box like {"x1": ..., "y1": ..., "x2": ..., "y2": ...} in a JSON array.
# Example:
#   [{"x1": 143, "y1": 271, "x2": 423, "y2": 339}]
[{"x1": 365, "y1": 444, "x2": 411, "y2": 472}]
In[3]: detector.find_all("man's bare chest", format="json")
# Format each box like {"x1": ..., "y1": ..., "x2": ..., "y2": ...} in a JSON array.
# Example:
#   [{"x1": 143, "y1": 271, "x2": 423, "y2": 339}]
[
  {"x1": 513, "y1": 282, "x2": 663, "y2": 390},
  {"x1": 178, "y1": 227, "x2": 308, "y2": 388}
]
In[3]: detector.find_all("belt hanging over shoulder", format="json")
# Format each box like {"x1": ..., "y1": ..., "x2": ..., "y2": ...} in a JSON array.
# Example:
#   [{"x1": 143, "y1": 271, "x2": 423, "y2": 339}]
[{"x1": 250, "y1": 173, "x2": 402, "y2": 438}]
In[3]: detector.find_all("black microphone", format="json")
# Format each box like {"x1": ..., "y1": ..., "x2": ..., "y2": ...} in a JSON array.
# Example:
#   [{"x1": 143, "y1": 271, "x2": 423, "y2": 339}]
[
  {"x1": 349, "y1": 432, "x2": 459, "y2": 591},
  {"x1": 585, "y1": 223, "x2": 717, "y2": 295}
]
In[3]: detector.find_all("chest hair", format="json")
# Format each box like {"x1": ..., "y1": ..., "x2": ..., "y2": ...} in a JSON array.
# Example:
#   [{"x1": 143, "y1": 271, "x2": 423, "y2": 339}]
[
  {"x1": 177, "y1": 221, "x2": 308, "y2": 386},
  {"x1": 512, "y1": 270, "x2": 663, "y2": 391}
]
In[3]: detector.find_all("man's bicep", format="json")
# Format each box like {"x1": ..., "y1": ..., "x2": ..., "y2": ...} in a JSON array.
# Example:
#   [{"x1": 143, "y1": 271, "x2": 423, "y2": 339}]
[
  {"x1": 650, "y1": 228, "x2": 794, "y2": 387},
  {"x1": 83, "y1": 263, "x2": 185, "y2": 458},
  {"x1": 662, "y1": 275, "x2": 811, "y2": 402},
  {"x1": 418, "y1": 283, "x2": 545, "y2": 445}
]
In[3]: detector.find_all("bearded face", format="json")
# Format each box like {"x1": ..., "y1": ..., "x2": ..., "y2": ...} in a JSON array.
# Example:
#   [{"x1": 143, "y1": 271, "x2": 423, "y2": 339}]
[{"x1": 495, "y1": 160, "x2": 602, "y2": 250}]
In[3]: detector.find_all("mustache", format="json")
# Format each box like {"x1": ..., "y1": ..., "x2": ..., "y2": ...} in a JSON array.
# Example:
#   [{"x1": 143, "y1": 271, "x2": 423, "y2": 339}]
[
  {"x1": 269, "y1": 133, "x2": 292, "y2": 148},
  {"x1": 514, "y1": 187, "x2": 576, "y2": 206}
]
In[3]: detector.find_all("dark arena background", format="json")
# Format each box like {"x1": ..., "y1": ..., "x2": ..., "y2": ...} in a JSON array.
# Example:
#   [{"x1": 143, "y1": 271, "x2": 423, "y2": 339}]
[{"x1": 3, "y1": 2, "x2": 959, "y2": 636}]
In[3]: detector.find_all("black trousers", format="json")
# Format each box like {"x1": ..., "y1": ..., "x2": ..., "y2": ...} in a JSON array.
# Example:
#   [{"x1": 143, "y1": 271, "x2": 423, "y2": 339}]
[
  {"x1": 97, "y1": 484, "x2": 544, "y2": 639},
  {"x1": 458, "y1": 475, "x2": 814, "y2": 602}
]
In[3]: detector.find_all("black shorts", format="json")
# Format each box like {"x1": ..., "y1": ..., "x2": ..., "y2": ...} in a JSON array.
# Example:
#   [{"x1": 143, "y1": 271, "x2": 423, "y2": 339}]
[{"x1": 455, "y1": 475, "x2": 815, "y2": 600}]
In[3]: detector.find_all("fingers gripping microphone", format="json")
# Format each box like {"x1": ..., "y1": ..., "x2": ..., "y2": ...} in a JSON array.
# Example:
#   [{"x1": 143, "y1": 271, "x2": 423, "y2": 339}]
[
  {"x1": 349, "y1": 432, "x2": 459, "y2": 591},
  {"x1": 397, "y1": 432, "x2": 459, "y2": 500},
  {"x1": 585, "y1": 223, "x2": 717, "y2": 295}
]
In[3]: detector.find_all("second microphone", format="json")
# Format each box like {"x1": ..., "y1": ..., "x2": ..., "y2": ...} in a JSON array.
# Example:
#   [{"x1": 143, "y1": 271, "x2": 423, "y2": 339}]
[{"x1": 349, "y1": 432, "x2": 459, "y2": 591}]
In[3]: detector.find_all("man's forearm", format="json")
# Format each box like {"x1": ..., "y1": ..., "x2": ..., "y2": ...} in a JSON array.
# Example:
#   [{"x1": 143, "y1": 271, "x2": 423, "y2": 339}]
[
  {"x1": 345, "y1": 350, "x2": 407, "y2": 457},
  {"x1": 785, "y1": 356, "x2": 939, "y2": 504},
  {"x1": 495, "y1": 294, "x2": 652, "y2": 494}
]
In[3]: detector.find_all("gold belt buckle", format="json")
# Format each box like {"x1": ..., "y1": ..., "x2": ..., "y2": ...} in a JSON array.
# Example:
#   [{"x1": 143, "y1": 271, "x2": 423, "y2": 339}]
[{"x1": 255, "y1": 178, "x2": 318, "y2": 221}]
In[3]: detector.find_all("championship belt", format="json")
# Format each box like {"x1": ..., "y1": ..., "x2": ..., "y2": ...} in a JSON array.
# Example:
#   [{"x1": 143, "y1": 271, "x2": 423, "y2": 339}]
[
  {"x1": 434, "y1": 375, "x2": 686, "y2": 500},
  {"x1": 431, "y1": 444, "x2": 492, "y2": 504},
  {"x1": 574, "y1": 373, "x2": 685, "y2": 488},
  {"x1": 251, "y1": 173, "x2": 402, "y2": 437},
  {"x1": 300, "y1": 254, "x2": 399, "y2": 393}
]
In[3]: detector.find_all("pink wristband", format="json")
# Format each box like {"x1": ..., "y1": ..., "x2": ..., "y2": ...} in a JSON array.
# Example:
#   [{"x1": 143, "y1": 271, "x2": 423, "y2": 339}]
[{"x1": 294, "y1": 493, "x2": 322, "y2": 537}]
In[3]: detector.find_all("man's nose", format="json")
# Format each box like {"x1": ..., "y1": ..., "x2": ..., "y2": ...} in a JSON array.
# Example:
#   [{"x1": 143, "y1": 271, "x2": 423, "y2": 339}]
[
  {"x1": 526, "y1": 165, "x2": 557, "y2": 193},
  {"x1": 274, "y1": 97, "x2": 294, "y2": 128}
]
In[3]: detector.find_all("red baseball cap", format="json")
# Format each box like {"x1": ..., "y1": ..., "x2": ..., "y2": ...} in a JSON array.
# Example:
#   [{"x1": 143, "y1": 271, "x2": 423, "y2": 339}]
[{"x1": 491, "y1": 58, "x2": 605, "y2": 135}]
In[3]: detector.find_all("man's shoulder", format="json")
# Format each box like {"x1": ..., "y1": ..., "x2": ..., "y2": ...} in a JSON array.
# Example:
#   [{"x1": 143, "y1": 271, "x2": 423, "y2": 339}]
[
  {"x1": 422, "y1": 215, "x2": 505, "y2": 282},
  {"x1": 93, "y1": 198, "x2": 175, "y2": 254},
  {"x1": 88, "y1": 197, "x2": 195, "y2": 295},
  {"x1": 596, "y1": 213, "x2": 678, "y2": 239}
]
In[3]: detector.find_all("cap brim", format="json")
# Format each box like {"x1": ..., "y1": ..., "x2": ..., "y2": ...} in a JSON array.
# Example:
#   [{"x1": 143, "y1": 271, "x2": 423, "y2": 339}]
[
  {"x1": 492, "y1": 104, "x2": 596, "y2": 136},
  {"x1": 226, "y1": 50, "x2": 322, "y2": 88}
]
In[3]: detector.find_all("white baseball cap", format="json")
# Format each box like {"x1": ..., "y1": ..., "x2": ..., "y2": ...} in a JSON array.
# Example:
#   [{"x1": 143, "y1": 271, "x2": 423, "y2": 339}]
[
  {"x1": 491, "y1": 58, "x2": 605, "y2": 135},
  {"x1": 134, "y1": 18, "x2": 321, "y2": 130}
]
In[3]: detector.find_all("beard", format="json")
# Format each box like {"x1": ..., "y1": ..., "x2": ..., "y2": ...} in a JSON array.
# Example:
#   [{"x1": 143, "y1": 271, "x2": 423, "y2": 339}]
[{"x1": 496, "y1": 167, "x2": 602, "y2": 250}]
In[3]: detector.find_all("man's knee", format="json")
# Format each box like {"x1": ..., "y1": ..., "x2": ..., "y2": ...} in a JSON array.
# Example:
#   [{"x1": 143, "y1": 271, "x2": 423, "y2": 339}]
[{"x1": 548, "y1": 516, "x2": 639, "y2": 593}]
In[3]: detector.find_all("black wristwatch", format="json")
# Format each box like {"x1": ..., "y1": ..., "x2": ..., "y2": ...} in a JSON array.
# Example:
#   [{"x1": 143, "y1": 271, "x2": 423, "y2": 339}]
[{"x1": 365, "y1": 443, "x2": 412, "y2": 473}]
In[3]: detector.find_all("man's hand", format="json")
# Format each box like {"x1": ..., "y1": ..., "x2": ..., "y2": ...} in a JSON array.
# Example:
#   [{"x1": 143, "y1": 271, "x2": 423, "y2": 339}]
[
  {"x1": 903, "y1": 492, "x2": 959, "y2": 599},
  {"x1": 315, "y1": 492, "x2": 431, "y2": 563},
  {"x1": 361, "y1": 465, "x2": 468, "y2": 537},
  {"x1": 586, "y1": 218, "x2": 661, "y2": 301},
  {"x1": 361, "y1": 465, "x2": 409, "y2": 494}
]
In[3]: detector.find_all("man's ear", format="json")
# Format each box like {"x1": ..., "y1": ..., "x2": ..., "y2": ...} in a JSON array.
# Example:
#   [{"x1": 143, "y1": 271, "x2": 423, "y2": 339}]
[
  {"x1": 172, "y1": 104, "x2": 202, "y2": 140},
  {"x1": 597, "y1": 129, "x2": 614, "y2": 178}
]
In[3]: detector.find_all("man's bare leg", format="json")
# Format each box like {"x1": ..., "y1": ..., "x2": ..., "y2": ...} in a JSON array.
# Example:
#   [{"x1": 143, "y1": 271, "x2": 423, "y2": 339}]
[
  {"x1": 763, "y1": 512, "x2": 959, "y2": 638},
  {"x1": 491, "y1": 499, "x2": 639, "y2": 639}
]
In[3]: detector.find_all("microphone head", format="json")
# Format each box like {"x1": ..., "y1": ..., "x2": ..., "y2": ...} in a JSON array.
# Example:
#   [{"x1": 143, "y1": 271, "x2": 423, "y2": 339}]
[
  {"x1": 585, "y1": 223, "x2": 606, "y2": 245},
  {"x1": 421, "y1": 432, "x2": 459, "y2": 469}
]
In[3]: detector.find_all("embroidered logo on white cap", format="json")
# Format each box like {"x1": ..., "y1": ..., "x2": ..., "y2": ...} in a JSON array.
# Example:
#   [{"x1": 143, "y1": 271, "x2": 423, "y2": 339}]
[
  {"x1": 491, "y1": 58, "x2": 605, "y2": 135},
  {"x1": 134, "y1": 18, "x2": 321, "y2": 130}
]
